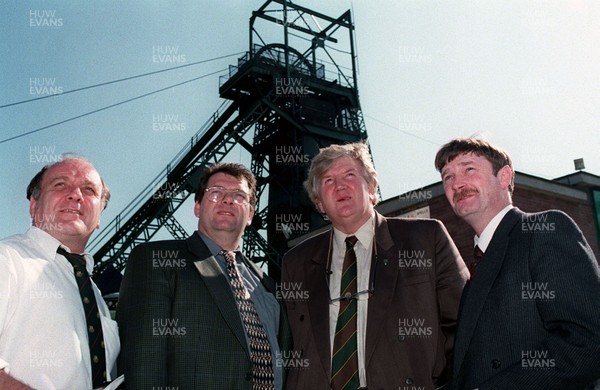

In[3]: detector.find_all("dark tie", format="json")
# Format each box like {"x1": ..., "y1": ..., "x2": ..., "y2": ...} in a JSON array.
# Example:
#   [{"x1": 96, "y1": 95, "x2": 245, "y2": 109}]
[
  {"x1": 57, "y1": 247, "x2": 106, "y2": 388},
  {"x1": 470, "y1": 245, "x2": 484, "y2": 277},
  {"x1": 331, "y1": 236, "x2": 360, "y2": 390},
  {"x1": 221, "y1": 250, "x2": 274, "y2": 390}
]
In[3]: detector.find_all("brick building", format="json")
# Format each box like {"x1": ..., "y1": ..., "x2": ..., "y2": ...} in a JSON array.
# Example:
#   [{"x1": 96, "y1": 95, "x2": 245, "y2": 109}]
[{"x1": 376, "y1": 171, "x2": 600, "y2": 263}]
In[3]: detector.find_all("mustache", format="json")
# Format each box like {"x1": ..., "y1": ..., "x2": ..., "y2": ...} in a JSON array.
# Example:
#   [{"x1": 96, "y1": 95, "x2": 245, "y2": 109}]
[{"x1": 454, "y1": 188, "x2": 478, "y2": 203}]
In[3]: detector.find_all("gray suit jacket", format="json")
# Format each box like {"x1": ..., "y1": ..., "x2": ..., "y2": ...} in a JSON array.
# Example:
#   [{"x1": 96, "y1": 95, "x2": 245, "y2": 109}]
[
  {"x1": 282, "y1": 212, "x2": 469, "y2": 390},
  {"x1": 451, "y1": 208, "x2": 600, "y2": 389},
  {"x1": 117, "y1": 232, "x2": 291, "y2": 389}
]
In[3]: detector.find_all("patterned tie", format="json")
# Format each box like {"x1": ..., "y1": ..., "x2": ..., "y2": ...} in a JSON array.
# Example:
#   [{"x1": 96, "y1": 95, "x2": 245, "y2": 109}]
[
  {"x1": 470, "y1": 245, "x2": 484, "y2": 277},
  {"x1": 57, "y1": 247, "x2": 106, "y2": 388},
  {"x1": 331, "y1": 236, "x2": 360, "y2": 390},
  {"x1": 221, "y1": 250, "x2": 274, "y2": 390}
]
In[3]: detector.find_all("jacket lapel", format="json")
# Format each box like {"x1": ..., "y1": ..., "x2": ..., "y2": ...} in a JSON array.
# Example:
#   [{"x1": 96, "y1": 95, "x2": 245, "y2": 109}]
[
  {"x1": 306, "y1": 230, "x2": 334, "y2": 377},
  {"x1": 365, "y1": 212, "x2": 398, "y2": 367},
  {"x1": 243, "y1": 255, "x2": 275, "y2": 294},
  {"x1": 186, "y1": 233, "x2": 249, "y2": 357},
  {"x1": 453, "y1": 208, "x2": 521, "y2": 377}
]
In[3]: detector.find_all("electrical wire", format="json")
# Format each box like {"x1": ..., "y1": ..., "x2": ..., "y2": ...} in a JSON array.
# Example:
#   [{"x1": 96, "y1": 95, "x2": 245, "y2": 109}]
[
  {"x1": 0, "y1": 52, "x2": 244, "y2": 109},
  {"x1": 0, "y1": 68, "x2": 227, "y2": 145},
  {"x1": 364, "y1": 114, "x2": 441, "y2": 146}
]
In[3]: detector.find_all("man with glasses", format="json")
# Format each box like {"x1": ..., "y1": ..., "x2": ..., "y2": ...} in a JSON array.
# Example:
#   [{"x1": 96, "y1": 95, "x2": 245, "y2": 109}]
[
  {"x1": 281, "y1": 142, "x2": 469, "y2": 390},
  {"x1": 118, "y1": 162, "x2": 291, "y2": 389}
]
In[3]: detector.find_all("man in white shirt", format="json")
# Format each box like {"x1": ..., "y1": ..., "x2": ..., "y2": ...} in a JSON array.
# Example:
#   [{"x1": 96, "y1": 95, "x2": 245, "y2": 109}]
[
  {"x1": 282, "y1": 142, "x2": 468, "y2": 390},
  {"x1": 435, "y1": 137, "x2": 600, "y2": 389},
  {"x1": 0, "y1": 155, "x2": 120, "y2": 389}
]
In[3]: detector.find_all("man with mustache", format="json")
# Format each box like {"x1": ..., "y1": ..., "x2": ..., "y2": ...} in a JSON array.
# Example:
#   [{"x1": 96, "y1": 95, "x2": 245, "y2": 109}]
[
  {"x1": 435, "y1": 137, "x2": 600, "y2": 389},
  {"x1": 282, "y1": 142, "x2": 468, "y2": 390},
  {"x1": 118, "y1": 162, "x2": 291, "y2": 389},
  {"x1": 0, "y1": 155, "x2": 120, "y2": 389}
]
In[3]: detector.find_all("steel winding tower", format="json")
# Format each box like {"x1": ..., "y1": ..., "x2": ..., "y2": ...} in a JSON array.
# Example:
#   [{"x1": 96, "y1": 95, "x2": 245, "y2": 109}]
[{"x1": 90, "y1": 0, "x2": 370, "y2": 290}]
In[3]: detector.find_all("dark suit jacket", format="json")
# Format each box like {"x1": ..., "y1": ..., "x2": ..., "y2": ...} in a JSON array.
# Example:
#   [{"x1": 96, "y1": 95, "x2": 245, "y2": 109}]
[
  {"x1": 281, "y1": 212, "x2": 469, "y2": 390},
  {"x1": 117, "y1": 232, "x2": 291, "y2": 389},
  {"x1": 451, "y1": 208, "x2": 600, "y2": 390}
]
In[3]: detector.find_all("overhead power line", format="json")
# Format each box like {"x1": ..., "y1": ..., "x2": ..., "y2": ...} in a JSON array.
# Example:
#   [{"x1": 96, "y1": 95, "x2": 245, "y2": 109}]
[
  {"x1": 0, "y1": 51, "x2": 244, "y2": 109},
  {"x1": 364, "y1": 114, "x2": 441, "y2": 146},
  {"x1": 0, "y1": 68, "x2": 227, "y2": 145}
]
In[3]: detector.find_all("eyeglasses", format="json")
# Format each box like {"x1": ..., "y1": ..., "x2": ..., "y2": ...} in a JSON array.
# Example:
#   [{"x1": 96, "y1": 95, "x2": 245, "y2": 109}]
[
  {"x1": 204, "y1": 186, "x2": 250, "y2": 205},
  {"x1": 328, "y1": 262, "x2": 376, "y2": 303},
  {"x1": 326, "y1": 234, "x2": 378, "y2": 304},
  {"x1": 328, "y1": 287, "x2": 374, "y2": 304}
]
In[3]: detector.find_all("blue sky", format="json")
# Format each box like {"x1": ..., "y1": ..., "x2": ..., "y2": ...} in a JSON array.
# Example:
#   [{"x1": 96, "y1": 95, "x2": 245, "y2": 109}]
[{"x1": 1, "y1": 1, "x2": 599, "y2": 248}]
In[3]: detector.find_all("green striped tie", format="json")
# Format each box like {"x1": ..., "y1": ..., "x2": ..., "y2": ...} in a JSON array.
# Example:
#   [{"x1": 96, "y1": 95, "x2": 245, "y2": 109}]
[{"x1": 331, "y1": 236, "x2": 359, "y2": 390}]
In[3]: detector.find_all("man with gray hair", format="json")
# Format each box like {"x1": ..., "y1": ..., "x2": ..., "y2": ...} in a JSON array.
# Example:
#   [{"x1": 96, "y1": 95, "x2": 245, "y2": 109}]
[
  {"x1": 282, "y1": 142, "x2": 468, "y2": 390},
  {"x1": 0, "y1": 155, "x2": 119, "y2": 389}
]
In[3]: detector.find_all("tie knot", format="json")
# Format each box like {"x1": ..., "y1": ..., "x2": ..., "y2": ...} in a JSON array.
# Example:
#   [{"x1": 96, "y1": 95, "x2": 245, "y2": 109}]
[
  {"x1": 57, "y1": 247, "x2": 87, "y2": 268},
  {"x1": 474, "y1": 245, "x2": 484, "y2": 259},
  {"x1": 220, "y1": 250, "x2": 237, "y2": 264},
  {"x1": 345, "y1": 236, "x2": 358, "y2": 251}
]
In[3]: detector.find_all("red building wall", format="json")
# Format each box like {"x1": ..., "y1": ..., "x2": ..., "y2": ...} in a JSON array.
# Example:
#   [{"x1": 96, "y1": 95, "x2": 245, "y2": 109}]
[{"x1": 389, "y1": 186, "x2": 599, "y2": 266}]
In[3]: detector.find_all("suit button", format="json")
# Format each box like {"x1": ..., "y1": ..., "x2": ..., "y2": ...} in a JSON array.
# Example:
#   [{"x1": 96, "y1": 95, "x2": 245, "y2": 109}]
[
  {"x1": 491, "y1": 359, "x2": 501, "y2": 369},
  {"x1": 299, "y1": 314, "x2": 305, "y2": 321},
  {"x1": 405, "y1": 378, "x2": 414, "y2": 385},
  {"x1": 246, "y1": 371, "x2": 253, "y2": 381}
]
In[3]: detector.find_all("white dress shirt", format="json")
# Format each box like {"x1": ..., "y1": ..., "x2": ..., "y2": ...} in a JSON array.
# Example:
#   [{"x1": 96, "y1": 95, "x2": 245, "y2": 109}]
[
  {"x1": 328, "y1": 216, "x2": 374, "y2": 388},
  {"x1": 474, "y1": 205, "x2": 514, "y2": 251},
  {"x1": 0, "y1": 227, "x2": 119, "y2": 389}
]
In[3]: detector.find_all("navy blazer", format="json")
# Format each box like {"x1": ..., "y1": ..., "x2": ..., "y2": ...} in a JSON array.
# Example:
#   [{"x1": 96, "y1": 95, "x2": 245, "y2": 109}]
[{"x1": 451, "y1": 208, "x2": 600, "y2": 389}]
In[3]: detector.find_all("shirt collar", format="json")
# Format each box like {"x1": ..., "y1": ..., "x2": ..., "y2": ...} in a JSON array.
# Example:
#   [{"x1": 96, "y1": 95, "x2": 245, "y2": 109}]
[
  {"x1": 474, "y1": 205, "x2": 514, "y2": 252},
  {"x1": 332, "y1": 215, "x2": 375, "y2": 250},
  {"x1": 197, "y1": 230, "x2": 241, "y2": 261},
  {"x1": 198, "y1": 230, "x2": 224, "y2": 256},
  {"x1": 27, "y1": 226, "x2": 95, "y2": 272}
]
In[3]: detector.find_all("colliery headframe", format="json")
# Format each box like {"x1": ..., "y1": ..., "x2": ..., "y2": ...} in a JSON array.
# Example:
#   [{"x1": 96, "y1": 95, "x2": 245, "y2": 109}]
[{"x1": 89, "y1": 0, "x2": 374, "y2": 297}]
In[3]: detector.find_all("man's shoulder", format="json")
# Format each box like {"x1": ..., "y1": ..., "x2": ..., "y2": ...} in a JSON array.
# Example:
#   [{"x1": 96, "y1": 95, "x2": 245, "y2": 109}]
[
  {"x1": 499, "y1": 209, "x2": 592, "y2": 258},
  {"x1": 124, "y1": 239, "x2": 197, "y2": 276},
  {"x1": 128, "y1": 239, "x2": 193, "y2": 262},
  {"x1": 0, "y1": 234, "x2": 26, "y2": 271},
  {"x1": 0, "y1": 232, "x2": 27, "y2": 249},
  {"x1": 383, "y1": 216, "x2": 444, "y2": 234},
  {"x1": 284, "y1": 229, "x2": 329, "y2": 258},
  {"x1": 131, "y1": 239, "x2": 189, "y2": 253},
  {"x1": 384, "y1": 216, "x2": 442, "y2": 226},
  {"x1": 507, "y1": 208, "x2": 580, "y2": 233},
  {"x1": 0, "y1": 229, "x2": 44, "y2": 258},
  {"x1": 518, "y1": 208, "x2": 574, "y2": 223}
]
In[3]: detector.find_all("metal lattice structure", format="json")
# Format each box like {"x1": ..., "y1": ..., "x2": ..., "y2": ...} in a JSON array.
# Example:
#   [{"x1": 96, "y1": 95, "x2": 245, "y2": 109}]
[{"x1": 91, "y1": 0, "x2": 370, "y2": 289}]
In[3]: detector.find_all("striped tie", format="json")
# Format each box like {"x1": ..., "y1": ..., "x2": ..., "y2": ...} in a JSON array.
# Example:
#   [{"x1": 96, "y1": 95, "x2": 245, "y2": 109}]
[
  {"x1": 221, "y1": 250, "x2": 275, "y2": 390},
  {"x1": 331, "y1": 236, "x2": 359, "y2": 390},
  {"x1": 57, "y1": 247, "x2": 106, "y2": 388}
]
